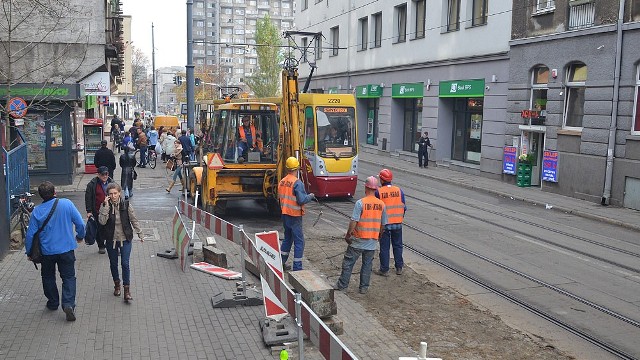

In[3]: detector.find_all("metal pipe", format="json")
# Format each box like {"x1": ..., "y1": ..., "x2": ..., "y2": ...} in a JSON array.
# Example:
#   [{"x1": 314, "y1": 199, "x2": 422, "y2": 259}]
[
  {"x1": 186, "y1": 0, "x2": 195, "y2": 130},
  {"x1": 295, "y1": 292, "x2": 304, "y2": 360},
  {"x1": 601, "y1": 0, "x2": 625, "y2": 205}
]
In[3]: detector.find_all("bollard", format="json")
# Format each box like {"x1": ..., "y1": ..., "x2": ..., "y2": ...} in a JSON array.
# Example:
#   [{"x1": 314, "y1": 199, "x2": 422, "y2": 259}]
[{"x1": 398, "y1": 341, "x2": 442, "y2": 360}]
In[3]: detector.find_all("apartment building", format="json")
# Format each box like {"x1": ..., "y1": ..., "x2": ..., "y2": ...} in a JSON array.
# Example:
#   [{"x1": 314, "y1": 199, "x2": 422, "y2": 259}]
[
  {"x1": 506, "y1": 0, "x2": 640, "y2": 208},
  {"x1": 295, "y1": 0, "x2": 512, "y2": 175},
  {"x1": 192, "y1": 0, "x2": 295, "y2": 88}
]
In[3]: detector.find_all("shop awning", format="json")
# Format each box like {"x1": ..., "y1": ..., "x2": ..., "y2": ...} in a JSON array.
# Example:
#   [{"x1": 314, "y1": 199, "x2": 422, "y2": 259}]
[
  {"x1": 391, "y1": 82, "x2": 423, "y2": 98},
  {"x1": 355, "y1": 84, "x2": 383, "y2": 98}
]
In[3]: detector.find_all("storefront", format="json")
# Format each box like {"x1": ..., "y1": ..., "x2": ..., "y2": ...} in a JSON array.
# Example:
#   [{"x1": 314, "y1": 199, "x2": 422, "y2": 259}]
[
  {"x1": 1, "y1": 84, "x2": 85, "y2": 185},
  {"x1": 439, "y1": 79, "x2": 485, "y2": 164},
  {"x1": 355, "y1": 84, "x2": 383, "y2": 146},
  {"x1": 392, "y1": 83, "x2": 423, "y2": 153}
]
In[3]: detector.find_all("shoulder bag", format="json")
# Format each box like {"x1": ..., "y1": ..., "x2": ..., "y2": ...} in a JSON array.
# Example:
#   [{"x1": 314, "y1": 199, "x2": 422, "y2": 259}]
[{"x1": 29, "y1": 199, "x2": 59, "y2": 269}]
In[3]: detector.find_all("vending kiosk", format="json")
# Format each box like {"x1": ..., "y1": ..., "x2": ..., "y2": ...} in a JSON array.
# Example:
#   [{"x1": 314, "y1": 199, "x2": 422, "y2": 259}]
[{"x1": 83, "y1": 118, "x2": 104, "y2": 173}]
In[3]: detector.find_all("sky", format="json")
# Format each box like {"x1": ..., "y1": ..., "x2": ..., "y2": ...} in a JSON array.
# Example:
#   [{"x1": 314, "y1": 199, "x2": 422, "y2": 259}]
[{"x1": 122, "y1": 1, "x2": 187, "y2": 70}]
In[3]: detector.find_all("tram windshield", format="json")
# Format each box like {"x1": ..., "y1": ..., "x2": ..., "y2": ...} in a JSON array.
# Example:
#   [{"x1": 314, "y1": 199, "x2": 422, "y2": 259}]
[
  {"x1": 214, "y1": 109, "x2": 278, "y2": 164},
  {"x1": 314, "y1": 106, "x2": 356, "y2": 158}
]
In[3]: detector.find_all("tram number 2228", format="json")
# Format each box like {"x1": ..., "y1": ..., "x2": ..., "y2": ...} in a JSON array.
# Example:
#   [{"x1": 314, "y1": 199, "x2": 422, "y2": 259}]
[{"x1": 327, "y1": 98, "x2": 341, "y2": 104}]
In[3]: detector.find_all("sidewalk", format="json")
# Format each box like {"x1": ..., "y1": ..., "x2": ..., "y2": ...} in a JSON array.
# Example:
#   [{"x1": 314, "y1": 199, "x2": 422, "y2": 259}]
[{"x1": 358, "y1": 149, "x2": 640, "y2": 232}]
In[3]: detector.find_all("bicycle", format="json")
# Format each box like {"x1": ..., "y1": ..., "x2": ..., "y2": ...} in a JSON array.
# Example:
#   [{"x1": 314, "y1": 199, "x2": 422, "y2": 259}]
[
  {"x1": 134, "y1": 148, "x2": 157, "y2": 169},
  {"x1": 10, "y1": 192, "x2": 35, "y2": 239}
]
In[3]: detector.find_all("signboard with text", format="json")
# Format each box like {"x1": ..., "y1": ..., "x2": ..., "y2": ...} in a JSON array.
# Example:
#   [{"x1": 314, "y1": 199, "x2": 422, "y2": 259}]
[
  {"x1": 439, "y1": 79, "x2": 485, "y2": 98},
  {"x1": 355, "y1": 84, "x2": 383, "y2": 98},
  {"x1": 391, "y1": 82, "x2": 424, "y2": 98},
  {"x1": 542, "y1": 151, "x2": 558, "y2": 182},
  {"x1": 503, "y1": 146, "x2": 517, "y2": 175}
]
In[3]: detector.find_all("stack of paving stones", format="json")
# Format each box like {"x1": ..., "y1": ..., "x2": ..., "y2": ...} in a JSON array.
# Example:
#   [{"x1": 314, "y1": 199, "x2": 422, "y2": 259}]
[
  {"x1": 202, "y1": 236, "x2": 228, "y2": 267},
  {"x1": 287, "y1": 270, "x2": 342, "y2": 335}
]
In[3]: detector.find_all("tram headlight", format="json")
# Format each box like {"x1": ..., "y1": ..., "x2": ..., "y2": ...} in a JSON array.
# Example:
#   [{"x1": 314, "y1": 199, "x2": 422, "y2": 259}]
[
  {"x1": 320, "y1": 170, "x2": 325, "y2": 175},
  {"x1": 351, "y1": 170, "x2": 355, "y2": 175}
]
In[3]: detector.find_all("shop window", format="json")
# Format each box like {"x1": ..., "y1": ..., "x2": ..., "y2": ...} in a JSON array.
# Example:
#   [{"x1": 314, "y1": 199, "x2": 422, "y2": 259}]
[
  {"x1": 563, "y1": 63, "x2": 587, "y2": 129},
  {"x1": 413, "y1": 0, "x2": 426, "y2": 39},
  {"x1": 530, "y1": 66, "x2": 549, "y2": 125},
  {"x1": 402, "y1": 98, "x2": 423, "y2": 153},
  {"x1": 447, "y1": 0, "x2": 460, "y2": 32},
  {"x1": 373, "y1": 12, "x2": 382, "y2": 48},
  {"x1": 394, "y1": 4, "x2": 407, "y2": 43},
  {"x1": 358, "y1": 17, "x2": 368, "y2": 50},
  {"x1": 472, "y1": 0, "x2": 487, "y2": 26},
  {"x1": 633, "y1": 66, "x2": 640, "y2": 133},
  {"x1": 330, "y1": 26, "x2": 339, "y2": 56},
  {"x1": 314, "y1": 36, "x2": 322, "y2": 60}
]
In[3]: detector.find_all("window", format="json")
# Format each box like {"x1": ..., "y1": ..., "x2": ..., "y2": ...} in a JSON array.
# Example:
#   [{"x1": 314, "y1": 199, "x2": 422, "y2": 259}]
[
  {"x1": 447, "y1": 0, "x2": 460, "y2": 31},
  {"x1": 472, "y1": 0, "x2": 487, "y2": 26},
  {"x1": 413, "y1": 0, "x2": 426, "y2": 39},
  {"x1": 301, "y1": 37, "x2": 308, "y2": 63},
  {"x1": 536, "y1": 0, "x2": 555, "y2": 12},
  {"x1": 358, "y1": 17, "x2": 368, "y2": 50},
  {"x1": 530, "y1": 66, "x2": 549, "y2": 125},
  {"x1": 633, "y1": 66, "x2": 640, "y2": 133},
  {"x1": 314, "y1": 36, "x2": 322, "y2": 60},
  {"x1": 372, "y1": 12, "x2": 382, "y2": 48},
  {"x1": 563, "y1": 63, "x2": 587, "y2": 129},
  {"x1": 568, "y1": 1, "x2": 595, "y2": 30},
  {"x1": 330, "y1": 26, "x2": 339, "y2": 56},
  {"x1": 394, "y1": 4, "x2": 407, "y2": 43}
]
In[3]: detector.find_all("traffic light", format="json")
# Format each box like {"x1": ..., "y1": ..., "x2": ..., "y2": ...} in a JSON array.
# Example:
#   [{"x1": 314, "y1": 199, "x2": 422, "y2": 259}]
[
  {"x1": 195, "y1": 78, "x2": 201, "y2": 86},
  {"x1": 173, "y1": 76, "x2": 183, "y2": 85},
  {"x1": 173, "y1": 76, "x2": 177, "y2": 84}
]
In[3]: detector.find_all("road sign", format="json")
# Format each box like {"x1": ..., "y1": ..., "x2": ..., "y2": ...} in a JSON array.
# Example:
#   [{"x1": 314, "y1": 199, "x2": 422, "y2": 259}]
[
  {"x1": 8, "y1": 97, "x2": 28, "y2": 118},
  {"x1": 206, "y1": 153, "x2": 225, "y2": 170}
]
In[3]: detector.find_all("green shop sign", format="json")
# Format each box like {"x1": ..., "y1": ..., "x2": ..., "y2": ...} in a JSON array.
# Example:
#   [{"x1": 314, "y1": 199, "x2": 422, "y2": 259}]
[
  {"x1": 355, "y1": 84, "x2": 383, "y2": 98},
  {"x1": 391, "y1": 83, "x2": 423, "y2": 98},
  {"x1": 439, "y1": 79, "x2": 485, "y2": 98},
  {"x1": 0, "y1": 83, "x2": 83, "y2": 100}
]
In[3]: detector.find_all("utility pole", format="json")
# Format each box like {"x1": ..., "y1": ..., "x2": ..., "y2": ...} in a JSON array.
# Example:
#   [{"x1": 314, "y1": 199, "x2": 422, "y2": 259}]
[
  {"x1": 152, "y1": 23, "x2": 158, "y2": 115},
  {"x1": 186, "y1": 0, "x2": 195, "y2": 130}
]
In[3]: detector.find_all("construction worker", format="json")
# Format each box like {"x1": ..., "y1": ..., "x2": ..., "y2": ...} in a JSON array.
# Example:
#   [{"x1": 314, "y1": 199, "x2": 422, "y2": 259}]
[
  {"x1": 278, "y1": 157, "x2": 315, "y2": 271},
  {"x1": 374, "y1": 169, "x2": 406, "y2": 276},
  {"x1": 238, "y1": 115, "x2": 257, "y2": 160},
  {"x1": 335, "y1": 176, "x2": 387, "y2": 294}
]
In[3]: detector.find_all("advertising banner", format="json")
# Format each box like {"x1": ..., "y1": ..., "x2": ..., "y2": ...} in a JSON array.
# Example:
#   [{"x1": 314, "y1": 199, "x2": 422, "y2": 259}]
[
  {"x1": 542, "y1": 151, "x2": 558, "y2": 182},
  {"x1": 503, "y1": 146, "x2": 517, "y2": 175}
]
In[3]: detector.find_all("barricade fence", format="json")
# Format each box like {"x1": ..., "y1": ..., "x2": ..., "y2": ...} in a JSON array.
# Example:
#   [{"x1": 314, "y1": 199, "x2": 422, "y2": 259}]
[
  {"x1": 3, "y1": 130, "x2": 29, "y2": 223},
  {"x1": 178, "y1": 200, "x2": 358, "y2": 360}
]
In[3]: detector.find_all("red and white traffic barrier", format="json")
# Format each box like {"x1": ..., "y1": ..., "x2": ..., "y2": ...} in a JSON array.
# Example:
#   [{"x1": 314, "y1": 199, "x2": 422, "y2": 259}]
[{"x1": 190, "y1": 262, "x2": 242, "y2": 280}]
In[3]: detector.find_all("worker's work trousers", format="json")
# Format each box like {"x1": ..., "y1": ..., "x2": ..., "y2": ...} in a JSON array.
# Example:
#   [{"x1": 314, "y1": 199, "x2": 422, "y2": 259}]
[{"x1": 280, "y1": 215, "x2": 304, "y2": 270}]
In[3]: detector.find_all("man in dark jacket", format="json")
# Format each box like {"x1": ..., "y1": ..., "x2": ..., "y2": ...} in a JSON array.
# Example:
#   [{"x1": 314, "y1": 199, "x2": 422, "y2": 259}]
[
  {"x1": 417, "y1": 131, "x2": 432, "y2": 168},
  {"x1": 94, "y1": 140, "x2": 116, "y2": 178},
  {"x1": 178, "y1": 129, "x2": 193, "y2": 163},
  {"x1": 84, "y1": 166, "x2": 113, "y2": 253}
]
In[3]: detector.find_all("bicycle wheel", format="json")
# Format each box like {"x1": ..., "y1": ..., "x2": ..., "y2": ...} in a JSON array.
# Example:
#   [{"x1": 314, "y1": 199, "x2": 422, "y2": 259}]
[
  {"x1": 133, "y1": 150, "x2": 141, "y2": 166},
  {"x1": 148, "y1": 151, "x2": 157, "y2": 169},
  {"x1": 19, "y1": 211, "x2": 30, "y2": 238}
]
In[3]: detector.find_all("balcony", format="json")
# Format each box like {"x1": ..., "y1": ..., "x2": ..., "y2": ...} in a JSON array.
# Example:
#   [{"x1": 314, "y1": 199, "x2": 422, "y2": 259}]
[{"x1": 568, "y1": 1, "x2": 595, "y2": 30}]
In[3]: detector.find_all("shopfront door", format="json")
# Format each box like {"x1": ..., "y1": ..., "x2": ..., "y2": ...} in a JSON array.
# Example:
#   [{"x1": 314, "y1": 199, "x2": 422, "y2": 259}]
[
  {"x1": 452, "y1": 98, "x2": 483, "y2": 163},
  {"x1": 529, "y1": 132, "x2": 544, "y2": 186},
  {"x1": 402, "y1": 98, "x2": 422, "y2": 152}
]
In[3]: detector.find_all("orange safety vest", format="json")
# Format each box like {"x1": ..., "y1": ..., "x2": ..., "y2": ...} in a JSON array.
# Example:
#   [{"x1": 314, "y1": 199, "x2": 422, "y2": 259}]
[
  {"x1": 378, "y1": 184, "x2": 404, "y2": 224},
  {"x1": 278, "y1": 174, "x2": 304, "y2": 216},
  {"x1": 353, "y1": 195, "x2": 385, "y2": 240},
  {"x1": 239, "y1": 125, "x2": 256, "y2": 148}
]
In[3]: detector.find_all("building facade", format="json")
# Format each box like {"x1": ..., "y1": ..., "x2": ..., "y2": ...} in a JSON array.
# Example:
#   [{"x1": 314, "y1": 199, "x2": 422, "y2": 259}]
[
  {"x1": 192, "y1": 0, "x2": 295, "y2": 88},
  {"x1": 295, "y1": 0, "x2": 512, "y2": 176},
  {"x1": 507, "y1": 0, "x2": 640, "y2": 209}
]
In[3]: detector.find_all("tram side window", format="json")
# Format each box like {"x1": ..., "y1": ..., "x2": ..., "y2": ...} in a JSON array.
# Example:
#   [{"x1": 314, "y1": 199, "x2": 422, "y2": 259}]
[{"x1": 304, "y1": 107, "x2": 315, "y2": 151}]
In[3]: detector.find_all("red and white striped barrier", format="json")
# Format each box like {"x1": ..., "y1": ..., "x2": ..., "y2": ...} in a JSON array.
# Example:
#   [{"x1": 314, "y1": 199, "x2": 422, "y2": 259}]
[
  {"x1": 190, "y1": 262, "x2": 242, "y2": 280},
  {"x1": 256, "y1": 231, "x2": 288, "y2": 321},
  {"x1": 178, "y1": 200, "x2": 358, "y2": 360}
]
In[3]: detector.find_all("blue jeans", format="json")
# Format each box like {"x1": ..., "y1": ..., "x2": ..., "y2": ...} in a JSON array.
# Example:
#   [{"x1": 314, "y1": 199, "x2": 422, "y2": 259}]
[
  {"x1": 106, "y1": 240, "x2": 132, "y2": 285},
  {"x1": 139, "y1": 146, "x2": 147, "y2": 165},
  {"x1": 379, "y1": 227, "x2": 404, "y2": 272},
  {"x1": 280, "y1": 215, "x2": 304, "y2": 270},
  {"x1": 172, "y1": 165, "x2": 183, "y2": 181},
  {"x1": 336, "y1": 246, "x2": 374, "y2": 291},
  {"x1": 41, "y1": 250, "x2": 76, "y2": 310}
]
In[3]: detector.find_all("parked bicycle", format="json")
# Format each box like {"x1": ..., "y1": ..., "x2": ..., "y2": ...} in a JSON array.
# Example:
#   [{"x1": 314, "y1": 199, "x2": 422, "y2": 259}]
[
  {"x1": 10, "y1": 192, "x2": 35, "y2": 238},
  {"x1": 134, "y1": 148, "x2": 157, "y2": 169}
]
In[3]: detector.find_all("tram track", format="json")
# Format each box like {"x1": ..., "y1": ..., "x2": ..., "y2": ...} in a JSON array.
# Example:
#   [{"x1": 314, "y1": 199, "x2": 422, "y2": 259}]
[{"x1": 315, "y1": 197, "x2": 639, "y2": 360}]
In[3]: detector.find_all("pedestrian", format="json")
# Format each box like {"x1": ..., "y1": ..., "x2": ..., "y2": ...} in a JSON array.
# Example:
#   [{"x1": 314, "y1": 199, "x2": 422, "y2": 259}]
[
  {"x1": 148, "y1": 126, "x2": 159, "y2": 151},
  {"x1": 25, "y1": 181, "x2": 85, "y2": 321},
  {"x1": 418, "y1": 131, "x2": 432, "y2": 168},
  {"x1": 166, "y1": 139, "x2": 185, "y2": 193},
  {"x1": 119, "y1": 145, "x2": 137, "y2": 199},
  {"x1": 136, "y1": 128, "x2": 148, "y2": 168},
  {"x1": 178, "y1": 129, "x2": 193, "y2": 164},
  {"x1": 188, "y1": 128, "x2": 197, "y2": 161},
  {"x1": 374, "y1": 169, "x2": 406, "y2": 276},
  {"x1": 122, "y1": 131, "x2": 133, "y2": 150},
  {"x1": 162, "y1": 131, "x2": 176, "y2": 163},
  {"x1": 94, "y1": 139, "x2": 116, "y2": 179},
  {"x1": 334, "y1": 176, "x2": 387, "y2": 294},
  {"x1": 110, "y1": 115, "x2": 123, "y2": 134},
  {"x1": 278, "y1": 157, "x2": 315, "y2": 271},
  {"x1": 84, "y1": 166, "x2": 113, "y2": 254},
  {"x1": 98, "y1": 182, "x2": 144, "y2": 303}
]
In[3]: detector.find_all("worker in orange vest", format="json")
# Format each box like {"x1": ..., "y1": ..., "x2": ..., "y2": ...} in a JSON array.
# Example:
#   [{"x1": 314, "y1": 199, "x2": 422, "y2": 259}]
[
  {"x1": 334, "y1": 176, "x2": 388, "y2": 294},
  {"x1": 374, "y1": 169, "x2": 407, "y2": 276},
  {"x1": 238, "y1": 115, "x2": 256, "y2": 161},
  {"x1": 278, "y1": 157, "x2": 315, "y2": 271}
]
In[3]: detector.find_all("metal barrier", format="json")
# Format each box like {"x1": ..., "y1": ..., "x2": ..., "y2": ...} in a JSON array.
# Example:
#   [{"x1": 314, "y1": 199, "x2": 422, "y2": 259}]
[{"x1": 3, "y1": 130, "x2": 29, "y2": 223}]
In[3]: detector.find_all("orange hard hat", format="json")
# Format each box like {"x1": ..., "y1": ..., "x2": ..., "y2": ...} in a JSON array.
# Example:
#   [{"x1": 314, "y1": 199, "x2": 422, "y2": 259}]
[
  {"x1": 379, "y1": 168, "x2": 393, "y2": 182},
  {"x1": 364, "y1": 176, "x2": 379, "y2": 190}
]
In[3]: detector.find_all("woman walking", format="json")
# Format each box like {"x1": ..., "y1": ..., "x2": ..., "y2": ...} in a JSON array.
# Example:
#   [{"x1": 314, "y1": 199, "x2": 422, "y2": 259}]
[
  {"x1": 98, "y1": 183, "x2": 144, "y2": 303},
  {"x1": 119, "y1": 145, "x2": 137, "y2": 199},
  {"x1": 166, "y1": 140, "x2": 184, "y2": 193}
]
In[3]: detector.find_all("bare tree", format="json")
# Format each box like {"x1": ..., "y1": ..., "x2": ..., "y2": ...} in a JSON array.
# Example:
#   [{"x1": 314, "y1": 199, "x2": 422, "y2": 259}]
[
  {"x1": 0, "y1": 0, "x2": 103, "y2": 148},
  {"x1": 131, "y1": 46, "x2": 151, "y2": 110}
]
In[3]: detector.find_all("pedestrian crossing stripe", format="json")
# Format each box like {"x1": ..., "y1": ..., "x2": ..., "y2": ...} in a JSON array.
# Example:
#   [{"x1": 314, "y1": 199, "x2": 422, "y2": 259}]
[
  {"x1": 190, "y1": 262, "x2": 242, "y2": 279},
  {"x1": 206, "y1": 153, "x2": 224, "y2": 170}
]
